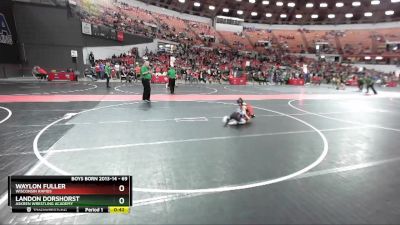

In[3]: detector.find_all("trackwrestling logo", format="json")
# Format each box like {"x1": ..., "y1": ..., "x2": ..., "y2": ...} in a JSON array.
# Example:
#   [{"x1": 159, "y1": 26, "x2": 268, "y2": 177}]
[{"x1": 0, "y1": 13, "x2": 13, "y2": 45}]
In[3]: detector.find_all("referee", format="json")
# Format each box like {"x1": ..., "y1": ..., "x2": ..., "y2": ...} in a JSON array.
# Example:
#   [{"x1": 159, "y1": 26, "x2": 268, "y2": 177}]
[
  {"x1": 167, "y1": 66, "x2": 176, "y2": 94},
  {"x1": 141, "y1": 61, "x2": 152, "y2": 102}
]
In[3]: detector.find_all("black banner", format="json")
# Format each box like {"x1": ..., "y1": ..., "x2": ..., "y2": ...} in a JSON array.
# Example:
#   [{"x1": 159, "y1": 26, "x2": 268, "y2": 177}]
[
  {"x1": 0, "y1": 0, "x2": 20, "y2": 63},
  {"x1": 88, "y1": 24, "x2": 117, "y2": 41}
]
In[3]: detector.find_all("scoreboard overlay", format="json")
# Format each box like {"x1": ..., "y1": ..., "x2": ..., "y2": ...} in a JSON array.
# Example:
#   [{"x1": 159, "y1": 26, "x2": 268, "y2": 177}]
[{"x1": 8, "y1": 176, "x2": 132, "y2": 213}]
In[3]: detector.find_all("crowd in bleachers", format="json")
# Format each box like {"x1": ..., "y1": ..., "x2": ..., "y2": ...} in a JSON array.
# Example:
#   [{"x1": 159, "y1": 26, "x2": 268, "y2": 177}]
[
  {"x1": 89, "y1": 41, "x2": 398, "y2": 88},
  {"x1": 75, "y1": 0, "x2": 400, "y2": 59},
  {"x1": 76, "y1": 0, "x2": 399, "y2": 87}
]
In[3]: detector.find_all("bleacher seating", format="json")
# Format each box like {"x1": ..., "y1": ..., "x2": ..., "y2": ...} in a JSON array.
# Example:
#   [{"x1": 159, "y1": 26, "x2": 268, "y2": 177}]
[
  {"x1": 272, "y1": 30, "x2": 304, "y2": 53},
  {"x1": 74, "y1": 0, "x2": 400, "y2": 59}
]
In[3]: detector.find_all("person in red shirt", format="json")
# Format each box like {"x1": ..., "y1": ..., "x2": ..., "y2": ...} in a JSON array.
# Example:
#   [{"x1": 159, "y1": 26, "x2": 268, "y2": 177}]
[
  {"x1": 95, "y1": 64, "x2": 100, "y2": 78},
  {"x1": 32, "y1": 66, "x2": 47, "y2": 80}
]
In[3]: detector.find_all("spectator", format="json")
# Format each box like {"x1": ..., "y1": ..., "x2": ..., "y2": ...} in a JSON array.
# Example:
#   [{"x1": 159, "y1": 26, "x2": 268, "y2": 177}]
[
  {"x1": 89, "y1": 52, "x2": 95, "y2": 67},
  {"x1": 32, "y1": 66, "x2": 47, "y2": 80}
]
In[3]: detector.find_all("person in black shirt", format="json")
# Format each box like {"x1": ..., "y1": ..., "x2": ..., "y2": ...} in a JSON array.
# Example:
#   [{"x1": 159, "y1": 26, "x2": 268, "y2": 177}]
[{"x1": 89, "y1": 52, "x2": 95, "y2": 67}]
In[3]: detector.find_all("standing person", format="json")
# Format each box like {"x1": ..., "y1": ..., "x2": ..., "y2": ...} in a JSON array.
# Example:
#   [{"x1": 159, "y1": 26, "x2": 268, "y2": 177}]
[
  {"x1": 95, "y1": 63, "x2": 100, "y2": 78},
  {"x1": 134, "y1": 63, "x2": 141, "y2": 81},
  {"x1": 105, "y1": 62, "x2": 111, "y2": 88},
  {"x1": 357, "y1": 75, "x2": 364, "y2": 91},
  {"x1": 99, "y1": 61, "x2": 105, "y2": 80},
  {"x1": 89, "y1": 52, "x2": 95, "y2": 67},
  {"x1": 141, "y1": 61, "x2": 152, "y2": 102},
  {"x1": 167, "y1": 66, "x2": 176, "y2": 94},
  {"x1": 365, "y1": 74, "x2": 378, "y2": 95},
  {"x1": 114, "y1": 63, "x2": 120, "y2": 79}
]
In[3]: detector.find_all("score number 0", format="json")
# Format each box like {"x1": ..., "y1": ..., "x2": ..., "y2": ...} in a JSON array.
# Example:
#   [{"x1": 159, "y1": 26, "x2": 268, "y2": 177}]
[{"x1": 119, "y1": 185, "x2": 125, "y2": 205}]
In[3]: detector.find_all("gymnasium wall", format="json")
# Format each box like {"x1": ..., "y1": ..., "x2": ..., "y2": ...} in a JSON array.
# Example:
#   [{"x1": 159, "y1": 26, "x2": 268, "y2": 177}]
[{"x1": 0, "y1": 0, "x2": 20, "y2": 64}]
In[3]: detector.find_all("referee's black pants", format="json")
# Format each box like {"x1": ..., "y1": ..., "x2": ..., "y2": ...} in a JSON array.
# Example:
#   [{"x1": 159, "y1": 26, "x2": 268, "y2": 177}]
[
  {"x1": 169, "y1": 78, "x2": 176, "y2": 94},
  {"x1": 142, "y1": 78, "x2": 151, "y2": 100},
  {"x1": 106, "y1": 76, "x2": 110, "y2": 88},
  {"x1": 366, "y1": 83, "x2": 377, "y2": 95}
]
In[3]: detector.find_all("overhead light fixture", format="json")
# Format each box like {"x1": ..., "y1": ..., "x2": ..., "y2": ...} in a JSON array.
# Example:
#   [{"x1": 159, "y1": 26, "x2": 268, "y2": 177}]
[
  {"x1": 392, "y1": 0, "x2": 400, "y2": 2},
  {"x1": 262, "y1": 1, "x2": 269, "y2": 5},
  {"x1": 276, "y1": 1, "x2": 283, "y2": 6},
  {"x1": 208, "y1": 5, "x2": 215, "y2": 10},
  {"x1": 371, "y1": 0, "x2": 380, "y2": 5},
  {"x1": 311, "y1": 14, "x2": 319, "y2": 19},
  {"x1": 178, "y1": 0, "x2": 185, "y2": 3},
  {"x1": 288, "y1": 2, "x2": 295, "y2": 7},
  {"x1": 306, "y1": 3, "x2": 314, "y2": 8},
  {"x1": 385, "y1": 10, "x2": 395, "y2": 15},
  {"x1": 321, "y1": 55, "x2": 326, "y2": 59},
  {"x1": 223, "y1": 8, "x2": 229, "y2": 12},
  {"x1": 376, "y1": 56, "x2": 383, "y2": 60},
  {"x1": 193, "y1": 2, "x2": 200, "y2": 7},
  {"x1": 280, "y1": 14, "x2": 287, "y2": 18},
  {"x1": 364, "y1": 12, "x2": 373, "y2": 17},
  {"x1": 336, "y1": 2, "x2": 344, "y2": 7},
  {"x1": 320, "y1": 3, "x2": 328, "y2": 7},
  {"x1": 352, "y1": 1, "x2": 361, "y2": 6},
  {"x1": 249, "y1": 0, "x2": 256, "y2": 3},
  {"x1": 295, "y1": 14, "x2": 303, "y2": 19},
  {"x1": 345, "y1": 13, "x2": 353, "y2": 18},
  {"x1": 265, "y1": 13, "x2": 272, "y2": 17},
  {"x1": 365, "y1": 56, "x2": 371, "y2": 60},
  {"x1": 237, "y1": 10, "x2": 243, "y2": 15},
  {"x1": 328, "y1": 14, "x2": 335, "y2": 19},
  {"x1": 251, "y1": 12, "x2": 258, "y2": 16}
]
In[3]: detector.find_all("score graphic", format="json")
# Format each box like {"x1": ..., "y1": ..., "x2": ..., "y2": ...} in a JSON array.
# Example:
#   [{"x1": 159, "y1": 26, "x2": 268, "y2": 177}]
[{"x1": 8, "y1": 176, "x2": 132, "y2": 213}]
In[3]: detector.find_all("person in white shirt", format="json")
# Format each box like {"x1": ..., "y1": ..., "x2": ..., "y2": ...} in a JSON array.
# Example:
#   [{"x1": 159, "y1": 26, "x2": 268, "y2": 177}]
[{"x1": 114, "y1": 63, "x2": 120, "y2": 78}]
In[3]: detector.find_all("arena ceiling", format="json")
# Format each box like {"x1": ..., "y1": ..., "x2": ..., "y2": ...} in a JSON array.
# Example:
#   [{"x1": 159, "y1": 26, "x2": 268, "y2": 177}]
[{"x1": 137, "y1": 0, "x2": 400, "y2": 25}]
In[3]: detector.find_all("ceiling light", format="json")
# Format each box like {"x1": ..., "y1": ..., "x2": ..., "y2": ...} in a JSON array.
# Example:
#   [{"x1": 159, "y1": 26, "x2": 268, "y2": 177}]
[
  {"x1": 237, "y1": 10, "x2": 243, "y2": 15},
  {"x1": 320, "y1": 3, "x2": 328, "y2": 7},
  {"x1": 306, "y1": 3, "x2": 314, "y2": 8},
  {"x1": 376, "y1": 56, "x2": 383, "y2": 60},
  {"x1": 280, "y1": 14, "x2": 287, "y2": 18},
  {"x1": 385, "y1": 10, "x2": 395, "y2": 15},
  {"x1": 249, "y1": 0, "x2": 256, "y2": 3},
  {"x1": 311, "y1": 14, "x2": 319, "y2": 19},
  {"x1": 371, "y1": 0, "x2": 380, "y2": 5},
  {"x1": 345, "y1": 13, "x2": 353, "y2": 18},
  {"x1": 336, "y1": 2, "x2": 344, "y2": 7},
  {"x1": 364, "y1": 12, "x2": 373, "y2": 17},
  {"x1": 288, "y1": 2, "x2": 295, "y2": 7},
  {"x1": 193, "y1": 2, "x2": 200, "y2": 7},
  {"x1": 223, "y1": 8, "x2": 229, "y2": 12},
  {"x1": 352, "y1": 1, "x2": 361, "y2": 6},
  {"x1": 276, "y1": 1, "x2": 283, "y2": 6},
  {"x1": 295, "y1": 14, "x2": 303, "y2": 18},
  {"x1": 251, "y1": 12, "x2": 258, "y2": 16},
  {"x1": 265, "y1": 13, "x2": 272, "y2": 17},
  {"x1": 262, "y1": 1, "x2": 269, "y2": 5},
  {"x1": 178, "y1": 0, "x2": 185, "y2": 3},
  {"x1": 209, "y1": 5, "x2": 215, "y2": 10},
  {"x1": 365, "y1": 56, "x2": 371, "y2": 60},
  {"x1": 328, "y1": 14, "x2": 335, "y2": 19},
  {"x1": 392, "y1": 0, "x2": 400, "y2": 2}
]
